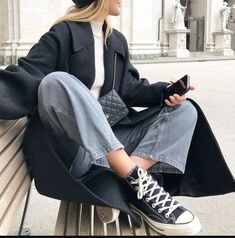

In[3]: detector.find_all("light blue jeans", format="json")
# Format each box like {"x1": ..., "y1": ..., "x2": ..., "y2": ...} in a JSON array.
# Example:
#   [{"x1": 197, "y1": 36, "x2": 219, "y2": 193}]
[{"x1": 38, "y1": 72, "x2": 198, "y2": 178}]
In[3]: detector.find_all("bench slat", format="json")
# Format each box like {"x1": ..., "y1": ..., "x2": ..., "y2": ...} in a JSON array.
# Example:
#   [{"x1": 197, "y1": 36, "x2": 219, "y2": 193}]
[
  {"x1": 0, "y1": 175, "x2": 31, "y2": 235},
  {"x1": 133, "y1": 217, "x2": 149, "y2": 236},
  {"x1": 66, "y1": 202, "x2": 79, "y2": 236},
  {"x1": 0, "y1": 150, "x2": 24, "y2": 195},
  {"x1": 93, "y1": 207, "x2": 104, "y2": 236},
  {"x1": 77, "y1": 203, "x2": 83, "y2": 235},
  {"x1": 0, "y1": 118, "x2": 27, "y2": 153},
  {"x1": 106, "y1": 220, "x2": 118, "y2": 236},
  {"x1": 54, "y1": 201, "x2": 69, "y2": 236},
  {"x1": 0, "y1": 162, "x2": 28, "y2": 220},
  {"x1": 115, "y1": 219, "x2": 121, "y2": 236},
  {"x1": 0, "y1": 130, "x2": 25, "y2": 173},
  {"x1": 78, "y1": 203, "x2": 91, "y2": 236},
  {"x1": 0, "y1": 121, "x2": 16, "y2": 137},
  {"x1": 119, "y1": 213, "x2": 134, "y2": 236}
]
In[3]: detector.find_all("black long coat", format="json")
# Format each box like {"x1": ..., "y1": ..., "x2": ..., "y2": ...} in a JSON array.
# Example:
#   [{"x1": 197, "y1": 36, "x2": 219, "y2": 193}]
[{"x1": 0, "y1": 21, "x2": 235, "y2": 225}]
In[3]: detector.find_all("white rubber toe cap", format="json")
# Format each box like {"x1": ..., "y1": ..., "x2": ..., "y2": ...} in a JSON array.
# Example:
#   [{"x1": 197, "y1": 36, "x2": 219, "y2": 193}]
[{"x1": 175, "y1": 211, "x2": 194, "y2": 224}]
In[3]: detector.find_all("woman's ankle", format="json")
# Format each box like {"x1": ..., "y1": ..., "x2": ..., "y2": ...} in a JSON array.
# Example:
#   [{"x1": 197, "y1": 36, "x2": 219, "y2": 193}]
[
  {"x1": 106, "y1": 149, "x2": 137, "y2": 178},
  {"x1": 130, "y1": 155, "x2": 158, "y2": 170}
]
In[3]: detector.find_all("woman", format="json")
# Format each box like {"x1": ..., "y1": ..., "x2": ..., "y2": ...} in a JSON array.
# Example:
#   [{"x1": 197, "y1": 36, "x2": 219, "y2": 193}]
[{"x1": 0, "y1": 0, "x2": 235, "y2": 236}]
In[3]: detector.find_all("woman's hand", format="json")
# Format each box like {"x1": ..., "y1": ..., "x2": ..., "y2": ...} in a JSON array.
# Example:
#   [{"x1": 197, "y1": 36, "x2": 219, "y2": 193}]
[{"x1": 164, "y1": 80, "x2": 195, "y2": 107}]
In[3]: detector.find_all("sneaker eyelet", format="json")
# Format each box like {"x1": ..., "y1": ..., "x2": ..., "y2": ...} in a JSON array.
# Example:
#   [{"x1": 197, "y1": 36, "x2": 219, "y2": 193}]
[
  {"x1": 135, "y1": 187, "x2": 138, "y2": 190},
  {"x1": 152, "y1": 204, "x2": 156, "y2": 208},
  {"x1": 146, "y1": 198, "x2": 149, "y2": 202},
  {"x1": 165, "y1": 214, "x2": 169, "y2": 218},
  {"x1": 158, "y1": 209, "x2": 162, "y2": 213}
]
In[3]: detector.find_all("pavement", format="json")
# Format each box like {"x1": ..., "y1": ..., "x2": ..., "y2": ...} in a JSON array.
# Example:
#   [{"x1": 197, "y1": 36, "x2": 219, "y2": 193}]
[{"x1": 8, "y1": 59, "x2": 235, "y2": 236}]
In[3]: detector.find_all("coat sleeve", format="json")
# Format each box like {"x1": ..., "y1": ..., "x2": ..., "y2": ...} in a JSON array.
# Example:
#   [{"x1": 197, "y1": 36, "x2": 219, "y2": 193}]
[
  {"x1": 0, "y1": 22, "x2": 70, "y2": 120},
  {"x1": 117, "y1": 33, "x2": 169, "y2": 108}
]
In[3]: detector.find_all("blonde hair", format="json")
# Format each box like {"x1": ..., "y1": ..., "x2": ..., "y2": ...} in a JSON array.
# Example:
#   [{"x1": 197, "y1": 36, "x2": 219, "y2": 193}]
[{"x1": 53, "y1": 0, "x2": 112, "y2": 47}]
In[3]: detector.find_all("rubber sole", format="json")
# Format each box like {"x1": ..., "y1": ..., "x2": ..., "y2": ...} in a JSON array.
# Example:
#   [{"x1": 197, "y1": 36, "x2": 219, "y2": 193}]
[{"x1": 130, "y1": 204, "x2": 201, "y2": 236}]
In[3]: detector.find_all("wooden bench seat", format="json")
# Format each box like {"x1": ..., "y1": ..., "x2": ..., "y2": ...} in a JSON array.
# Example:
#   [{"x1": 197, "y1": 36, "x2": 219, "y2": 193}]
[
  {"x1": 54, "y1": 202, "x2": 160, "y2": 236},
  {"x1": 0, "y1": 118, "x2": 31, "y2": 235}
]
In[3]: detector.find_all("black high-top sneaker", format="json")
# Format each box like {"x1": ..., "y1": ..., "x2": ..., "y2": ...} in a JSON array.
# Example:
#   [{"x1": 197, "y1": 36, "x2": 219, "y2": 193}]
[{"x1": 126, "y1": 166, "x2": 201, "y2": 236}]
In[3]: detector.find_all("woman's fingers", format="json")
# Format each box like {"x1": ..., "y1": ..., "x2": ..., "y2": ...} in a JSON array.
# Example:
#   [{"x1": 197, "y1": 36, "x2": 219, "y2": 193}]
[
  {"x1": 189, "y1": 85, "x2": 196, "y2": 90},
  {"x1": 166, "y1": 94, "x2": 186, "y2": 107},
  {"x1": 169, "y1": 96, "x2": 178, "y2": 104},
  {"x1": 170, "y1": 79, "x2": 177, "y2": 84},
  {"x1": 173, "y1": 94, "x2": 181, "y2": 101},
  {"x1": 165, "y1": 99, "x2": 175, "y2": 107},
  {"x1": 172, "y1": 94, "x2": 186, "y2": 103}
]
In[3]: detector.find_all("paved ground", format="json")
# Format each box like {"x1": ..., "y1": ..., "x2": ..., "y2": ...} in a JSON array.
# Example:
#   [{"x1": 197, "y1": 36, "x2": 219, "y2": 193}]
[{"x1": 8, "y1": 59, "x2": 235, "y2": 236}]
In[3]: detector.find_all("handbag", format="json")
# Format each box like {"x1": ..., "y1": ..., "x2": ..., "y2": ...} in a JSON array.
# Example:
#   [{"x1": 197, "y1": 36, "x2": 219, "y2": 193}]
[
  {"x1": 98, "y1": 89, "x2": 129, "y2": 126},
  {"x1": 98, "y1": 54, "x2": 129, "y2": 127}
]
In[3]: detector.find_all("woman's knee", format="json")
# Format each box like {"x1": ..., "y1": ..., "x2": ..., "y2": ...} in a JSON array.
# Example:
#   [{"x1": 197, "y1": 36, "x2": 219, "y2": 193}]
[
  {"x1": 39, "y1": 71, "x2": 74, "y2": 94},
  {"x1": 38, "y1": 72, "x2": 83, "y2": 102},
  {"x1": 180, "y1": 101, "x2": 198, "y2": 123},
  {"x1": 38, "y1": 72, "x2": 76, "y2": 109}
]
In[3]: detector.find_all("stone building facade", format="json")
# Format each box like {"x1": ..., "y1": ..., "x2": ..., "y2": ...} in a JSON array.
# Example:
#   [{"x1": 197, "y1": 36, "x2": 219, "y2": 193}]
[{"x1": 0, "y1": 0, "x2": 235, "y2": 65}]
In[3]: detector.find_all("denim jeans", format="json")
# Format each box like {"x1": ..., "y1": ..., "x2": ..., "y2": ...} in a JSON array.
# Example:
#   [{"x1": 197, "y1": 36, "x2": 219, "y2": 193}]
[
  {"x1": 112, "y1": 103, "x2": 198, "y2": 174},
  {"x1": 38, "y1": 72, "x2": 198, "y2": 178}
]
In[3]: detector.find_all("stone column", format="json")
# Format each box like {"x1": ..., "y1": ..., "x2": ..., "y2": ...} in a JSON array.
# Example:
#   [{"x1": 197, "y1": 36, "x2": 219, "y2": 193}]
[
  {"x1": 161, "y1": 0, "x2": 175, "y2": 55},
  {"x1": 0, "y1": 0, "x2": 71, "y2": 66},
  {"x1": 121, "y1": 0, "x2": 161, "y2": 60},
  {"x1": 205, "y1": 0, "x2": 224, "y2": 52}
]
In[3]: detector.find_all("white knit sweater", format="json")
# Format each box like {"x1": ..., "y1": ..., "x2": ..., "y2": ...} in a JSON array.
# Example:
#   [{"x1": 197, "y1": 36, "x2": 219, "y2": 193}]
[{"x1": 90, "y1": 21, "x2": 105, "y2": 99}]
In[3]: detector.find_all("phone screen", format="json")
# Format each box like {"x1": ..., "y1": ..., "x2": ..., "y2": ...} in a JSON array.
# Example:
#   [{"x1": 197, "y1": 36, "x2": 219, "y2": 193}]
[
  {"x1": 167, "y1": 75, "x2": 190, "y2": 96},
  {"x1": 179, "y1": 75, "x2": 190, "y2": 90}
]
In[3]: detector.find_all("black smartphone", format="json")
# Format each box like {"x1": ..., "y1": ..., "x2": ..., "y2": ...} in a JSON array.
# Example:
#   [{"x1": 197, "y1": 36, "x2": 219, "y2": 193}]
[
  {"x1": 162, "y1": 74, "x2": 190, "y2": 106},
  {"x1": 165, "y1": 74, "x2": 190, "y2": 96}
]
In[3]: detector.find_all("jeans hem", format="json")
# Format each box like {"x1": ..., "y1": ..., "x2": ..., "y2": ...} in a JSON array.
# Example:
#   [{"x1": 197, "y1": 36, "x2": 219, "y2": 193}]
[
  {"x1": 131, "y1": 151, "x2": 185, "y2": 174},
  {"x1": 91, "y1": 160, "x2": 110, "y2": 169},
  {"x1": 90, "y1": 142, "x2": 124, "y2": 161}
]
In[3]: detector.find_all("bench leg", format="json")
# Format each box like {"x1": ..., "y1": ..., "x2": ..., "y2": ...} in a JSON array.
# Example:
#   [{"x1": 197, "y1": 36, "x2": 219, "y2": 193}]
[{"x1": 18, "y1": 184, "x2": 32, "y2": 236}]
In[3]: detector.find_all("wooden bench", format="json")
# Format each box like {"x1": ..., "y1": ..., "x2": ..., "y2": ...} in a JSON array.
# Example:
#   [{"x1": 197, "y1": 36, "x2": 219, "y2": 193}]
[
  {"x1": 0, "y1": 118, "x2": 31, "y2": 235},
  {"x1": 0, "y1": 118, "x2": 159, "y2": 236}
]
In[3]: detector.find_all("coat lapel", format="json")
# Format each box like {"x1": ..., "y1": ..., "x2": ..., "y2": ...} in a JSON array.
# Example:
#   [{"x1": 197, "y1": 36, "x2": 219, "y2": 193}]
[
  {"x1": 65, "y1": 21, "x2": 95, "y2": 88},
  {"x1": 65, "y1": 21, "x2": 126, "y2": 95},
  {"x1": 66, "y1": 21, "x2": 94, "y2": 53}
]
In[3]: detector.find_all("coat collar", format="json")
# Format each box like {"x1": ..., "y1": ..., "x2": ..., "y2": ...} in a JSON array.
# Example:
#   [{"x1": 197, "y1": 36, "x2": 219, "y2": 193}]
[
  {"x1": 65, "y1": 21, "x2": 126, "y2": 58},
  {"x1": 65, "y1": 21, "x2": 126, "y2": 96}
]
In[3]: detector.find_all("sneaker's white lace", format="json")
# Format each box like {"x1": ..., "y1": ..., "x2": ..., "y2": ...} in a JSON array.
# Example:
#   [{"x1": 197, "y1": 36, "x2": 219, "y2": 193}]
[{"x1": 130, "y1": 168, "x2": 181, "y2": 218}]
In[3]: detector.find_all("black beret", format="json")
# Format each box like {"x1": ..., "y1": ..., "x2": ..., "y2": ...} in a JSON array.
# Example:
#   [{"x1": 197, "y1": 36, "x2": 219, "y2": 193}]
[{"x1": 72, "y1": 0, "x2": 96, "y2": 7}]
